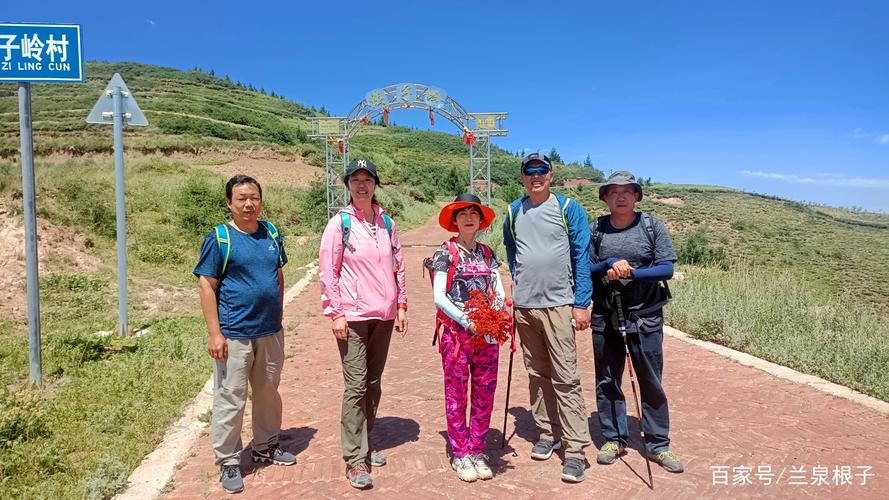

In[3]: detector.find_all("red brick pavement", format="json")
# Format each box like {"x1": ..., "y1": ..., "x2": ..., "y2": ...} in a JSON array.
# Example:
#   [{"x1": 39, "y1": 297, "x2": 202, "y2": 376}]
[{"x1": 165, "y1": 214, "x2": 889, "y2": 499}]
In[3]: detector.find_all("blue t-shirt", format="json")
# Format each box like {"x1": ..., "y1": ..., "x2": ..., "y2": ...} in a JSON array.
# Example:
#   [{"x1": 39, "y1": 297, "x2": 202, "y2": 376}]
[{"x1": 193, "y1": 222, "x2": 287, "y2": 339}]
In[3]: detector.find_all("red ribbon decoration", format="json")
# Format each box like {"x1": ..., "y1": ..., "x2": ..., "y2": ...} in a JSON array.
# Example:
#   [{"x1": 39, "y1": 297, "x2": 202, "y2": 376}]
[
  {"x1": 429, "y1": 108, "x2": 435, "y2": 127},
  {"x1": 463, "y1": 128, "x2": 476, "y2": 146},
  {"x1": 383, "y1": 107, "x2": 390, "y2": 127}
]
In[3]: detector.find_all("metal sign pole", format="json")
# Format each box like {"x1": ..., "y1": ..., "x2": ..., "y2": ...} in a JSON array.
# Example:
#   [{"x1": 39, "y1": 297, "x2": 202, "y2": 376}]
[
  {"x1": 85, "y1": 73, "x2": 148, "y2": 337},
  {"x1": 111, "y1": 87, "x2": 128, "y2": 337},
  {"x1": 18, "y1": 81, "x2": 42, "y2": 386}
]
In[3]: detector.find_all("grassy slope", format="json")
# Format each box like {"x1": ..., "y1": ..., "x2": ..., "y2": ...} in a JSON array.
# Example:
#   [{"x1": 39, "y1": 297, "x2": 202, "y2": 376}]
[{"x1": 561, "y1": 184, "x2": 889, "y2": 400}]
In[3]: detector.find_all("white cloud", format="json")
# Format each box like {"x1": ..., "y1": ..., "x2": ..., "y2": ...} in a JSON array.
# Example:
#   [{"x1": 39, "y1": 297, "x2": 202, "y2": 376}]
[
  {"x1": 852, "y1": 128, "x2": 889, "y2": 145},
  {"x1": 146, "y1": 19, "x2": 156, "y2": 25},
  {"x1": 741, "y1": 170, "x2": 889, "y2": 189}
]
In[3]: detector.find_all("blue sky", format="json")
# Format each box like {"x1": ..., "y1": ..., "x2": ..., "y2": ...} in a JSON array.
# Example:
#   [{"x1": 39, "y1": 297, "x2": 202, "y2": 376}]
[{"x1": 5, "y1": 0, "x2": 889, "y2": 211}]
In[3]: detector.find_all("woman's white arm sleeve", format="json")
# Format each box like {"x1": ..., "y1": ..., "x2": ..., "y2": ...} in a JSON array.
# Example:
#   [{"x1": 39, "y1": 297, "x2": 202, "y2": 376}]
[
  {"x1": 492, "y1": 269, "x2": 506, "y2": 301},
  {"x1": 433, "y1": 270, "x2": 470, "y2": 328}
]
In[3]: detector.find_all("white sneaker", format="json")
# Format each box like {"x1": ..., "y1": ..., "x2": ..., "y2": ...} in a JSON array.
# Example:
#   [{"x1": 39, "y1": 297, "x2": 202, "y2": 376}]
[
  {"x1": 470, "y1": 453, "x2": 493, "y2": 480},
  {"x1": 451, "y1": 456, "x2": 478, "y2": 482}
]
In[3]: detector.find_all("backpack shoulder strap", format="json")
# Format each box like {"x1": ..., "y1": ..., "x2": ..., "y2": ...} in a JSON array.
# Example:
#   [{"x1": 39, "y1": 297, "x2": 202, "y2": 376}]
[
  {"x1": 214, "y1": 223, "x2": 232, "y2": 277},
  {"x1": 639, "y1": 212, "x2": 673, "y2": 299},
  {"x1": 340, "y1": 212, "x2": 351, "y2": 248},
  {"x1": 639, "y1": 212, "x2": 657, "y2": 258},
  {"x1": 592, "y1": 215, "x2": 607, "y2": 261},
  {"x1": 445, "y1": 238, "x2": 460, "y2": 290},
  {"x1": 555, "y1": 193, "x2": 571, "y2": 236},
  {"x1": 381, "y1": 213, "x2": 393, "y2": 236},
  {"x1": 478, "y1": 242, "x2": 494, "y2": 263},
  {"x1": 259, "y1": 220, "x2": 284, "y2": 267},
  {"x1": 507, "y1": 197, "x2": 527, "y2": 240}
]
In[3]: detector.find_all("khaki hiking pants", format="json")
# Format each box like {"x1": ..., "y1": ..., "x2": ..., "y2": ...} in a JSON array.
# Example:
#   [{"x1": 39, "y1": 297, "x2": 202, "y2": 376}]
[
  {"x1": 515, "y1": 306, "x2": 591, "y2": 459},
  {"x1": 212, "y1": 330, "x2": 285, "y2": 466}
]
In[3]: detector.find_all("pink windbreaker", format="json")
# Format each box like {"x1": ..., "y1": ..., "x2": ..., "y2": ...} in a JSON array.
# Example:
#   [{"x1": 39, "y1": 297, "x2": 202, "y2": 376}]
[{"x1": 319, "y1": 203, "x2": 407, "y2": 322}]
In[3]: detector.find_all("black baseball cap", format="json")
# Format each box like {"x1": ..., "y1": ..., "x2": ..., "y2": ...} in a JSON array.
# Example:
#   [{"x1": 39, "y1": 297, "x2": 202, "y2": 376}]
[
  {"x1": 343, "y1": 159, "x2": 382, "y2": 186},
  {"x1": 521, "y1": 152, "x2": 552, "y2": 175}
]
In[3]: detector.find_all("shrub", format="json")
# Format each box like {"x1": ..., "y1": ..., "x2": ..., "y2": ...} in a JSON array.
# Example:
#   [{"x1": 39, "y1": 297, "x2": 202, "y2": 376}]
[
  {"x1": 176, "y1": 173, "x2": 228, "y2": 235},
  {"x1": 293, "y1": 180, "x2": 329, "y2": 233},
  {"x1": 81, "y1": 455, "x2": 129, "y2": 500},
  {"x1": 677, "y1": 226, "x2": 725, "y2": 266},
  {"x1": 0, "y1": 388, "x2": 50, "y2": 448},
  {"x1": 57, "y1": 179, "x2": 117, "y2": 239},
  {"x1": 495, "y1": 183, "x2": 525, "y2": 204}
]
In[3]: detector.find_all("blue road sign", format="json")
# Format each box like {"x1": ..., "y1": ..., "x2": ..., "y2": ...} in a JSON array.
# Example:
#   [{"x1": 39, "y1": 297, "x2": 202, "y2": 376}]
[{"x1": 0, "y1": 23, "x2": 83, "y2": 82}]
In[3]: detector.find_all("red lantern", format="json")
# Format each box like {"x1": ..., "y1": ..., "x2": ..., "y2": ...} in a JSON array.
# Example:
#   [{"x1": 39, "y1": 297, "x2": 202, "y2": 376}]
[{"x1": 463, "y1": 130, "x2": 476, "y2": 146}]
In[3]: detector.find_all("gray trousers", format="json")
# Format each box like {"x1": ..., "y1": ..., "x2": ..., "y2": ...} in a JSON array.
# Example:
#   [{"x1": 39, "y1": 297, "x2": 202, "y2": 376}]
[
  {"x1": 212, "y1": 330, "x2": 285, "y2": 466},
  {"x1": 515, "y1": 306, "x2": 591, "y2": 459},
  {"x1": 337, "y1": 319, "x2": 394, "y2": 466}
]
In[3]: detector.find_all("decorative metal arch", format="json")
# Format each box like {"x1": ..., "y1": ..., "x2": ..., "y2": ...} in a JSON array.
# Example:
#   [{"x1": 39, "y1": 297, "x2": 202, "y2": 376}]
[{"x1": 309, "y1": 83, "x2": 507, "y2": 218}]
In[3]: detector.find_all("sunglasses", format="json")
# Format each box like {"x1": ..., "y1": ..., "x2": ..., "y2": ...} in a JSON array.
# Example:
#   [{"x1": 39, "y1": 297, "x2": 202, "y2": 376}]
[{"x1": 522, "y1": 166, "x2": 551, "y2": 176}]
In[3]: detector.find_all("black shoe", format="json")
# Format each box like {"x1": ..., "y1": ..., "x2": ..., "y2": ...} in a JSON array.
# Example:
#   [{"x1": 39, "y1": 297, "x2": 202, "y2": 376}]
[
  {"x1": 219, "y1": 464, "x2": 244, "y2": 494},
  {"x1": 252, "y1": 444, "x2": 296, "y2": 465}
]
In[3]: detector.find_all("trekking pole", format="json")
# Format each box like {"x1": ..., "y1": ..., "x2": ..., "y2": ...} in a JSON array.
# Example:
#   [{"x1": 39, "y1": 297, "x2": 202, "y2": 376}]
[
  {"x1": 613, "y1": 290, "x2": 653, "y2": 487},
  {"x1": 501, "y1": 298, "x2": 516, "y2": 449}
]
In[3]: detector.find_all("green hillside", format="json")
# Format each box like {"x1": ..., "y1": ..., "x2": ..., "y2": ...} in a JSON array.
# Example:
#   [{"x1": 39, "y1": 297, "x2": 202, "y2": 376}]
[
  {"x1": 0, "y1": 61, "x2": 887, "y2": 498},
  {"x1": 0, "y1": 61, "x2": 602, "y2": 201}
]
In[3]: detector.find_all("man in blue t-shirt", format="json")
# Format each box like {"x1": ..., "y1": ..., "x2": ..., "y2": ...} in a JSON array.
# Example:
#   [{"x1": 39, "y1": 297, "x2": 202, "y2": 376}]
[
  {"x1": 588, "y1": 171, "x2": 683, "y2": 474},
  {"x1": 193, "y1": 175, "x2": 294, "y2": 494}
]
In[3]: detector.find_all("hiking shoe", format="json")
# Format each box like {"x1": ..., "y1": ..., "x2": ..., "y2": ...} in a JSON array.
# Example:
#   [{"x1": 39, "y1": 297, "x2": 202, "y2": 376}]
[
  {"x1": 252, "y1": 444, "x2": 296, "y2": 465},
  {"x1": 219, "y1": 464, "x2": 244, "y2": 494},
  {"x1": 648, "y1": 449, "x2": 684, "y2": 473},
  {"x1": 596, "y1": 441, "x2": 626, "y2": 464},
  {"x1": 561, "y1": 457, "x2": 587, "y2": 483},
  {"x1": 346, "y1": 462, "x2": 373, "y2": 489},
  {"x1": 530, "y1": 439, "x2": 561, "y2": 460},
  {"x1": 369, "y1": 450, "x2": 387, "y2": 467},
  {"x1": 451, "y1": 456, "x2": 479, "y2": 482},
  {"x1": 469, "y1": 453, "x2": 493, "y2": 480}
]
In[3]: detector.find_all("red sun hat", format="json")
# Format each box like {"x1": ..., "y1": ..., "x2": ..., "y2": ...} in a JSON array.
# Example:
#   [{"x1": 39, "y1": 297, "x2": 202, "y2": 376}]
[{"x1": 438, "y1": 193, "x2": 497, "y2": 232}]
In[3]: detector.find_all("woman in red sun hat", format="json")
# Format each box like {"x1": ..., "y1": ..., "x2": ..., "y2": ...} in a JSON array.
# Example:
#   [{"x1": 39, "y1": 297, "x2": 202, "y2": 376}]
[{"x1": 427, "y1": 194, "x2": 506, "y2": 482}]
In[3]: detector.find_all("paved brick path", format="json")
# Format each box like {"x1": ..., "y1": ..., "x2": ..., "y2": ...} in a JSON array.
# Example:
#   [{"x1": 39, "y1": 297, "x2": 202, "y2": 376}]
[{"x1": 165, "y1": 214, "x2": 888, "y2": 499}]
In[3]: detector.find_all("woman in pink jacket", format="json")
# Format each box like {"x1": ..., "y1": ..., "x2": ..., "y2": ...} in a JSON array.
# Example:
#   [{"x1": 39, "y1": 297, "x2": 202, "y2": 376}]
[{"x1": 319, "y1": 159, "x2": 408, "y2": 490}]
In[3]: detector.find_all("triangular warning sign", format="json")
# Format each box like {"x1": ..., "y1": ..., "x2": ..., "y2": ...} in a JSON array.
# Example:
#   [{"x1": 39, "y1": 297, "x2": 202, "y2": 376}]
[{"x1": 86, "y1": 73, "x2": 148, "y2": 126}]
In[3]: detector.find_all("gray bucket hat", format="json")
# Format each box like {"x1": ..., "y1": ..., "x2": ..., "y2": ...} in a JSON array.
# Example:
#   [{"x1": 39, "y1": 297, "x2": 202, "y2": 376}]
[{"x1": 599, "y1": 170, "x2": 643, "y2": 200}]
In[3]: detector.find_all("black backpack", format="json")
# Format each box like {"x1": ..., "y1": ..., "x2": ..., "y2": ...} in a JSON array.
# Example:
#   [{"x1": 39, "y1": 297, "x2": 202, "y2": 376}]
[{"x1": 590, "y1": 212, "x2": 672, "y2": 316}]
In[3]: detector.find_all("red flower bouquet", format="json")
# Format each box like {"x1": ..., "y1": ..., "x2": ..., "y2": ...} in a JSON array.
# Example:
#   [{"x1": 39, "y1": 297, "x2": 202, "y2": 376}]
[{"x1": 464, "y1": 289, "x2": 513, "y2": 346}]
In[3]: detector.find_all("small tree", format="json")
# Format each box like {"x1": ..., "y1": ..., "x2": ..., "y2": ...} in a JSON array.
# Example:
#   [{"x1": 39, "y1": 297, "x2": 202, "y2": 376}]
[
  {"x1": 549, "y1": 147, "x2": 562, "y2": 164},
  {"x1": 584, "y1": 154, "x2": 593, "y2": 169}
]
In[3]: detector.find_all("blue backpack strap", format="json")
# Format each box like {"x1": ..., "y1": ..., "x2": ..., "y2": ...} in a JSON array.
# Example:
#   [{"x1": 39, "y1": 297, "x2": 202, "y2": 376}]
[
  {"x1": 382, "y1": 213, "x2": 393, "y2": 237},
  {"x1": 214, "y1": 223, "x2": 231, "y2": 277},
  {"x1": 381, "y1": 212, "x2": 398, "y2": 272},
  {"x1": 340, "y1": 212, "x2": 351, "y2": 249},
  {"x1": 259, "y1": 220, "x2": 283, "y2": 267},
  {"x1": 507, "y1": 197, "x2": 525, "y2": 240}
]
